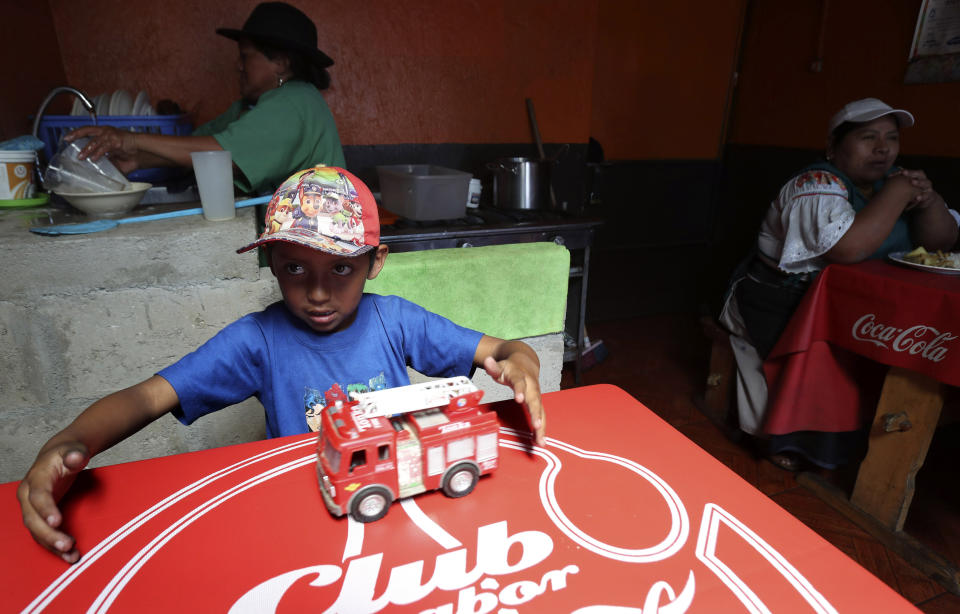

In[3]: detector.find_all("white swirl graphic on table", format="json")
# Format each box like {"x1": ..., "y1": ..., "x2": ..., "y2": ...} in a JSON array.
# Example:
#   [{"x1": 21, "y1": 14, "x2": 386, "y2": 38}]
[
  {"x1": 499, "y1": 428, "x2": 689, "y2": 563},
  {"x1": 22, "y1": 438, "x2": 318, "y2": 614},
  {"x1": 25, "y1": 430, "x2": 688, "y2": 612},
  {"x1": 89, "y1": 455, "x2": 317, "y2": 613},
  {"x1": 399, "y1": 498, "x2": 463, "y2": 549},
  {"x1": 695, "y1": 503, "x2": 837, "y2": 614}
]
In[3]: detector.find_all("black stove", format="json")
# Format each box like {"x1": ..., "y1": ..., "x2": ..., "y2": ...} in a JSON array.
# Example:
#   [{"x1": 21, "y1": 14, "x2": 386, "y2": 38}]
[
  {"x1": 384, "y1": 212, "x2": 486, "y2": 230},
  {"x1": 381, "y1": 206, "x2": 601, "y2": 253}
]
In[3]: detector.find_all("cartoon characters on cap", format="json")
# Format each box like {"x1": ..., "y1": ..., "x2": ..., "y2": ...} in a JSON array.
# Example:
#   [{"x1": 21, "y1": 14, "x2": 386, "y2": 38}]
[
  {"x1": 239, "y1": 165, "x2": 378, "y2": 256},
  {"x1": 269, "y1": 197, "x2": 295, "y2": 234},
  {"x1": 294, "y1": 180, "x2": 324, "y2": 231}
]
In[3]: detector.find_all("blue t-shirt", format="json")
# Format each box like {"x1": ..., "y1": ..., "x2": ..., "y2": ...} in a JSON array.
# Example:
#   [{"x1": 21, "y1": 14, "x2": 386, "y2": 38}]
[{"x1": 159, "y1": 294, "x2": 483, "y2": 438}]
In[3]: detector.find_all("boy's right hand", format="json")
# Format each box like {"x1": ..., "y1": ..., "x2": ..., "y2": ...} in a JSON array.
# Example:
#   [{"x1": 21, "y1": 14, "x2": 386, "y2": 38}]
[
  {"x1": 17, "y1": 443, "x2": 90, "y2": 564},
  {"x1": 15, "y1": 376, "x2": 179, "y2": 564}
]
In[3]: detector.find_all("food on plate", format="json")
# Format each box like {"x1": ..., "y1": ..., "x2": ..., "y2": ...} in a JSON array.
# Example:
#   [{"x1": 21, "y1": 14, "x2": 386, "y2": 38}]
[{"x1": 902, "y1": 246, "x2": 960, "y2": 269}]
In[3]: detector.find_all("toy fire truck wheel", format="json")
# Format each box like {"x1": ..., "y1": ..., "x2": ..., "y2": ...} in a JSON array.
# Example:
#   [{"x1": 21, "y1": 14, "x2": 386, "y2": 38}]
[
  {"x1": 442, "y1": 463, "x2": 479, "y2": 498},
  {"x1": 351, "y1": 486, "x2": 393, "y2": 523}
]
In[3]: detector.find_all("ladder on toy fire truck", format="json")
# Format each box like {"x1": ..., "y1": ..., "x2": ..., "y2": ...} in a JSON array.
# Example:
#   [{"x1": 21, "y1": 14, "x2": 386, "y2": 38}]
[{"x1": 350, "y1": 376, "x2": 480, "y2": 418}]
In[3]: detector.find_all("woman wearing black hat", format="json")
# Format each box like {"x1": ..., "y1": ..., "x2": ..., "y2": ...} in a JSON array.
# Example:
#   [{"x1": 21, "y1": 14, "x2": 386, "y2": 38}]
[{"x1": 67, "y1": 2, "x2": 345, "y2": 195}]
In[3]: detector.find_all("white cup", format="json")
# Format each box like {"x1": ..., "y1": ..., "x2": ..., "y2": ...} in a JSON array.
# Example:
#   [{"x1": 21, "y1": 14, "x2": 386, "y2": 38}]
[
  {"x1": 0, "y1": 151, "x2": 37, "y2": 200},
  {"x1": 190, "y1": 150, "x2": 235, "y2": 221},
  {"x1": 467, "y1": 177, "x2": 482, "y2": 208}
]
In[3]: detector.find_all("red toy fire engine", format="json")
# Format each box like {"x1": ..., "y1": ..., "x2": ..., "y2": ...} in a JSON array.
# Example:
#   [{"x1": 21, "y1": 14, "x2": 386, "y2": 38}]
[{"x1": 315, "y1": 376, "x2": 499, "y2": 522}]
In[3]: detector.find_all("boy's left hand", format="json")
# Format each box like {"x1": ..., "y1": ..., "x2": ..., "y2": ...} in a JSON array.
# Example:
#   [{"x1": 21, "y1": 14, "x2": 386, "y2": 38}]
[{"x1": 483, "y1": 355, "x2": 546, "y2": 446}]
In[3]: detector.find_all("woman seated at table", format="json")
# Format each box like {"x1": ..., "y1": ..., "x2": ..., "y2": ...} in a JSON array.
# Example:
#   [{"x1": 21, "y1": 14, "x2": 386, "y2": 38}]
[
  {"x1": 68, "y1": 2, "x2": 345, "y2": 195},
  {"x1": 720, "y1": 97, "x2": 959, "y2": 471}
]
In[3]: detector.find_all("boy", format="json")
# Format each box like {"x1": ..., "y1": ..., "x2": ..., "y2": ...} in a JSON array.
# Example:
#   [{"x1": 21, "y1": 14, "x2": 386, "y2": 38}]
[{"x1": 18, "y1": 166, "x2": 545, "y2": 564}]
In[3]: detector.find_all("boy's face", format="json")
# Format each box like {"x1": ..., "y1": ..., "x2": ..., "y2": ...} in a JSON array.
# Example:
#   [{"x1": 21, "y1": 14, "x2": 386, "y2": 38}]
[{"x1": 269, "y1": 242, "x2": 388, "y2": 333}]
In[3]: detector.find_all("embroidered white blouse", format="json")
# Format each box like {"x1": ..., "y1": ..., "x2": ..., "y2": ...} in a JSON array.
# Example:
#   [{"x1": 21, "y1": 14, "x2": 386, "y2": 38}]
[{"x1": 756, "y1": 169, "x2": 855, "y2": 274}]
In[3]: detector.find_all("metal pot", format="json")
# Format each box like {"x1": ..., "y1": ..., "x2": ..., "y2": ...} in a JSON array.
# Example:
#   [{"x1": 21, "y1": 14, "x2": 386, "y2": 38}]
[{"x1": 487, "y1": 157, "x2": 554, "y2": 210}]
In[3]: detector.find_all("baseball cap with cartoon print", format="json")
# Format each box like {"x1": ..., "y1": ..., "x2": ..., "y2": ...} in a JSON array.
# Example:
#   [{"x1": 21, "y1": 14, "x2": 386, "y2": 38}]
[{"x1": 237, "y1": 166, "x2": 380, "y2": 256}]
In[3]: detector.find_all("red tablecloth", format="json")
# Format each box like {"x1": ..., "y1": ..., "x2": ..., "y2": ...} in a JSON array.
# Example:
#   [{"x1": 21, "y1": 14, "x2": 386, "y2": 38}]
[
  {"x1": 1, "y1": 386, "x2": 916, "y2": 613},
  {"x1": 764, "y1": 260, "x2": 960, "y2": 434}
]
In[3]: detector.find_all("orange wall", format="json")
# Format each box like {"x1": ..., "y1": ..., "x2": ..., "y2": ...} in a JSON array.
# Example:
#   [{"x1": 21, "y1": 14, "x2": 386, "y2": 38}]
[
  {"x1": 9, "y1": 2, "x2": 957, "y2": 161},
  {"x1": 590, "y1": 0, "x2": 746, "y2": 160},
  {"x1": 729, "y1": 0, "x2": 960, "y2": 157},
  {"x1": 0, "y1": 3, "x2": 67, "y2": 141},
  {"x1": 48, "y1": 0, "x2": 598, "y2": 146},
  {"x1": 19, "y1": 0, "x2": 744, "y2": 161}
]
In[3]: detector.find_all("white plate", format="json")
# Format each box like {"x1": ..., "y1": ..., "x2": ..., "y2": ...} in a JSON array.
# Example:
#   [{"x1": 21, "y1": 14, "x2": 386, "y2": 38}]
[
  {"x1": 132, "y1": 90, "x2": 151, "y2": 116},
  {"x1": 110, "y1": 89, "x2": 133, "y2": 115},
  {"x1": 888, "y1": 251, "x2": 960, "y2": 275},
  {"x1": 92, "y1": 93, "x2": 109, "y2": 115}
]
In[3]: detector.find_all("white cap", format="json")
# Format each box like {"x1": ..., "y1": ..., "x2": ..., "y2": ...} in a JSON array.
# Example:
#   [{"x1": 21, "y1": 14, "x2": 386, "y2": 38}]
[{"x1": 828, "y1": 98, "x2": 914, "y2": 135}]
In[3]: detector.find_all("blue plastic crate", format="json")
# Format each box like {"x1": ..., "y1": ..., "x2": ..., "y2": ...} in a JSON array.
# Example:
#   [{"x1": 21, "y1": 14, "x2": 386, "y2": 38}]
[{"x1": 35, "y1": 114, "x2": 193, "y2": 184}]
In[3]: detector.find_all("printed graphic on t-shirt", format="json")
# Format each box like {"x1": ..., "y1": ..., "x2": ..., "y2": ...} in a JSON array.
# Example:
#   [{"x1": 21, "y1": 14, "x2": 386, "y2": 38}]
[{"x1": 303, "y1": 372, "x2": 388, "y2": 431}]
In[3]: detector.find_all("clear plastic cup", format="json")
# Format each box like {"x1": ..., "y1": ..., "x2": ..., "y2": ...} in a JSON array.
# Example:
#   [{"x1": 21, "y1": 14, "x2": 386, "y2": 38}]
[
  {"x1": 43, "y1": 137, "x2": 130, "y2": 193},
  {"x1": 190, "y1": 150, "x2": 235, "y2": 221}
]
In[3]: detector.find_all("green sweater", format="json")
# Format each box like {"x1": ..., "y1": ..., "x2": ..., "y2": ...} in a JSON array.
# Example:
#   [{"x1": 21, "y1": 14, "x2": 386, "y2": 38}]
[{"x1": 194, "y1": 81, "x2": 345, "y2": 194}]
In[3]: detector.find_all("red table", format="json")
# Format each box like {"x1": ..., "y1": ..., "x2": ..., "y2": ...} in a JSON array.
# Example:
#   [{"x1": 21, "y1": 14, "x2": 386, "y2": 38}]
[
  {"x1": 763, "y1": 260, "x2": 960, "y2": 592},
  {"x1": 1, "y1": 386, "x2": 916, "y2": 613},
  {"x1": 764, "y1": 259, "x2": 960, "y2": 435}
]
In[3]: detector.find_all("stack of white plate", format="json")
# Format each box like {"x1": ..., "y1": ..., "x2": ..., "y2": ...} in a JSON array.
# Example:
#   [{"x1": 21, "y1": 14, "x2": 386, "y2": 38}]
[{"x1": 70, "y1": 90, "x2": 154, "y2": 116}]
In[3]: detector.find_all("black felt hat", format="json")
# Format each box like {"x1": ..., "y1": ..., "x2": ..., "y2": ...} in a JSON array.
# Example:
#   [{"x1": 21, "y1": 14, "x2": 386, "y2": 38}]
[{"x1": 216, "y1": 2, "x2": 334, "y2": 68}]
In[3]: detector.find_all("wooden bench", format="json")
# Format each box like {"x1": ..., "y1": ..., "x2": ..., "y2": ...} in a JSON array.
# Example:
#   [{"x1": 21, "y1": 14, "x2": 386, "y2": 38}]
[{"x1": 698, "y1": 314, "x2": 738, "y2": 433}]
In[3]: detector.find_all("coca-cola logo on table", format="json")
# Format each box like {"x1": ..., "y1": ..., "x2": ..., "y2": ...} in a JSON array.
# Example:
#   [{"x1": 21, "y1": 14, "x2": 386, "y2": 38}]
[
  {"x1": 851, "y1": 314, "x2": 956, "y2": 362},
  {"x1": 22, "y1": 429, "x2": 844, "y2": 614}
]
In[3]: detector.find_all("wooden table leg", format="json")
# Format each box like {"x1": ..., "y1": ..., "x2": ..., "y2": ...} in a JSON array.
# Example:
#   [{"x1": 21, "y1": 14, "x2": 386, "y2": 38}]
[
  {"x1": 797, "y1": 366, "x2": 960, "y2": 595},
  {"x1": 851, "y1": 366, "x2": 944, "y2": 531}
]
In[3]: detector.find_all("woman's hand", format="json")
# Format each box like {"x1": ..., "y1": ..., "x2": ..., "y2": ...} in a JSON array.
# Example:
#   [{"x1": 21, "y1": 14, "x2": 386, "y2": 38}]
[
  {"x1": 877, "y1": 171, "x2": 922, "y2": 204},
  {"x1": 891, "y1": 169, "x2": 959, "y2": 250},
  {"x1": 892, "y1": 169, "x2": 946, "y2": 212},
  {"x1": 826, "y1": 173, "x2": 921, "y2": 263},
  {"x1": 64, "y1": 126, "x2": 140, "y2": 174},
  {"x1": 17, "y1": 442, "x2": 90, "y2": 564}
]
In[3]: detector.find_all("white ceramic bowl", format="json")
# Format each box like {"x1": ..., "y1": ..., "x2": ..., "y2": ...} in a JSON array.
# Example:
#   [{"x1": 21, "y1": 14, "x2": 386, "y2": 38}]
[{"x1": 56, "y1": 182, "x2": 152, "y2": 218}]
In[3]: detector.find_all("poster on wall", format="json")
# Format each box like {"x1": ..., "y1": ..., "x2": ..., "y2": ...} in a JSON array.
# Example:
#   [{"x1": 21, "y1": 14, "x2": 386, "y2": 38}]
[{"x1": 905, "y1": 0, "x2": 960, "y2": 83}]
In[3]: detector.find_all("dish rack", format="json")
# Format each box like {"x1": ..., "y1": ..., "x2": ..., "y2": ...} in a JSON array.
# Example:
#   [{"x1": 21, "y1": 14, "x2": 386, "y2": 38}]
[{"x1": 35, "y1": 114, "x2": 193, "y2": 184}]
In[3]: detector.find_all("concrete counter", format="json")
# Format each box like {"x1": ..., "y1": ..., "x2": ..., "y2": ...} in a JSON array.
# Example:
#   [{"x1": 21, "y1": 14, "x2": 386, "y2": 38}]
[
  {"x1": 1, "y1": 205, "x2": 277, "y2": 483},
  {"x1": 0, "y1": 202, "x2": 562, "y2": 484}
]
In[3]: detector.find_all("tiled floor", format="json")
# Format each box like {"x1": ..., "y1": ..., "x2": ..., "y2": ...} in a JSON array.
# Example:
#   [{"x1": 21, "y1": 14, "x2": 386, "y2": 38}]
[{"x1": 559, "y1": 313, "x2": 960, "y2": 612}]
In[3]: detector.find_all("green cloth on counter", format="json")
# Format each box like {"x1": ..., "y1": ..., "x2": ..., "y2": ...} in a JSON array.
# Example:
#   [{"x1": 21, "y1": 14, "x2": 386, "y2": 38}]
[{"x1": 366, "y1": 242, "x2": 570, "y2": 340}]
